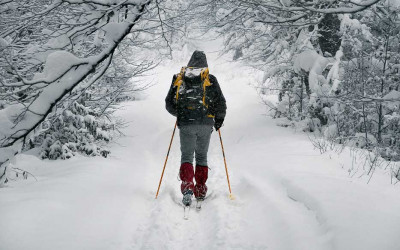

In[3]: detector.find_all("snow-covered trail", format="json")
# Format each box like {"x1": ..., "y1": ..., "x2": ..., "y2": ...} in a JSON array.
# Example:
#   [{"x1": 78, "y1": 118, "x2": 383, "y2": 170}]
[
  {"x1": 1, "y1": 44, "x2": 400, "y2": 250},
  {"x1": 122, "y1": 53, "x2": 333, "y2": 250}
]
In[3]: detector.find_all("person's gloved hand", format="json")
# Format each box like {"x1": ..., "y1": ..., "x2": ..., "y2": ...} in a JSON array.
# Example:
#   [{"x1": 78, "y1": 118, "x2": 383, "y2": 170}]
[{"x1": 214, "y1": 118, "x2": 224, "y2": 131}]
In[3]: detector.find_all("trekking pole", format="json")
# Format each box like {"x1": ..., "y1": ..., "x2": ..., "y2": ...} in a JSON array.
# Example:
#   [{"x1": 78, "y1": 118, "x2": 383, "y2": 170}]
[
  {"x1": 218, "y1": 129, "x2": 235, "y2": 200},
  {"x1": 155, "y1": 120, "x2": 177, "y2": 199}
]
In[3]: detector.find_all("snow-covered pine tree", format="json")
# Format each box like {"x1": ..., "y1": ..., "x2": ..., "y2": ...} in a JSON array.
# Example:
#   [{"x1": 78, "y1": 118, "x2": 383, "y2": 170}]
[{"x1": 27, "y1": 96, "x2": 112, "y2": 160}]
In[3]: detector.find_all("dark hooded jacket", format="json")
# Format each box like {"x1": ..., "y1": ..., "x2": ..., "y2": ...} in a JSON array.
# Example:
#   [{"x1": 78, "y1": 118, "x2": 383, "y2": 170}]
[{"x1": 165, "y1": 51, "x2": 227, "y2": 127}]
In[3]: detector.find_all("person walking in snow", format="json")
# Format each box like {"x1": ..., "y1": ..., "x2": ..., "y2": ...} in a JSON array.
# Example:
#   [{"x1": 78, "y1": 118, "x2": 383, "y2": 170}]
[{"x1": 165, "y1": 51, "x2": 227, "y2": 206}]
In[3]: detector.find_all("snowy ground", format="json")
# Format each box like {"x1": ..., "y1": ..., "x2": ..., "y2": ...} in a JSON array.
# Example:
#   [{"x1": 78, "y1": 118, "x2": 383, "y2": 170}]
[{"x1": 1, "y1": 43, "x2": 400, "y2": 250}]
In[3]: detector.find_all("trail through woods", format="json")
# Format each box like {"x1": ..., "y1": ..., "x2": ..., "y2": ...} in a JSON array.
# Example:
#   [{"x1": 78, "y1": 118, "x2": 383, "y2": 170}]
[{"x1": 1, "y1": 42, "x2": 400, "y2": 250}]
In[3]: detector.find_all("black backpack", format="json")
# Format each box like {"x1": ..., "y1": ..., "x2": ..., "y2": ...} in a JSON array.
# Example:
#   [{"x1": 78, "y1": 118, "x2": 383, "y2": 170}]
[{"x1": 174, "y1": 67, "x2": 215, "y2": 121}]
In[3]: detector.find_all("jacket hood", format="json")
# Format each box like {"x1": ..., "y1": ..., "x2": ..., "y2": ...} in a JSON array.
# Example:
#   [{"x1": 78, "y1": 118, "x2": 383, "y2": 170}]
[{"x1": 187, "y1": 50, "x2": 208, "y2": 68}]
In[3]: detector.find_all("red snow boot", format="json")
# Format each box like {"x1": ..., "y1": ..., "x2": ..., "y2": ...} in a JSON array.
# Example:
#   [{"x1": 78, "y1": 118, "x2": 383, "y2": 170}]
[
  {"x1": 179, "y1": 162, "x2": 194, "y2": 194},
  {"x1": 194, "y1": 165, "x2": 208, "y2": 199}
]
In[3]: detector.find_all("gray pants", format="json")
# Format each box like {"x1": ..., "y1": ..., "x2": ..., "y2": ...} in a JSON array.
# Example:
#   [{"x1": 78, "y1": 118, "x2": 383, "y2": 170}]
[{"x1": 179, "y1": 125, "x2": 213, "y2": 166}]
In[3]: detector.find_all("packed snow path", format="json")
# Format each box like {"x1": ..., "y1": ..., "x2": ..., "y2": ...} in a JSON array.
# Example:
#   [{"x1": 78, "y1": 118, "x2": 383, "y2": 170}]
[{"x1": 1, "y1": 48, "x2": 400, "y2": 250}]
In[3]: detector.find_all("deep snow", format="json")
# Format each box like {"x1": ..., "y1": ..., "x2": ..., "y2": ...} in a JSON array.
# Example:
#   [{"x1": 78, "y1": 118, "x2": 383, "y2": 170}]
[{"x1": 1, "y1": 43, "x2": 400, "y2": 250}]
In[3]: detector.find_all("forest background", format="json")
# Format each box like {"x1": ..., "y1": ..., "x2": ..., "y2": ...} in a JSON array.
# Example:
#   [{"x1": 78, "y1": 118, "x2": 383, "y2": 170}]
[{"x1": 1, "y1": 0, "x2": 400, "y2": 184}]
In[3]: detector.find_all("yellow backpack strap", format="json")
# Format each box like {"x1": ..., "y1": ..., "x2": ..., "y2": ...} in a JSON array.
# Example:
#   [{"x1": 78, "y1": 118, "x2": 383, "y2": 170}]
[
  {"x1": 201, "y1": 68, "x2": 215, "y2": 118},
  {"x1": 173, "y1": 67, "x2": 186, "y2": 101},
  {"x1": 201, "y1": 68, "x2": 211, "y2": 107}
]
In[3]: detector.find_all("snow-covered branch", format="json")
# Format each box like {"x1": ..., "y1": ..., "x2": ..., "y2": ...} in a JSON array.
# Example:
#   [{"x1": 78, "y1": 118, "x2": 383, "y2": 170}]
[
  {"x1": 0, "y1": 0, "x2": 151, "y2": 184},
  {"x1": 255, "y1": 0, "x2": 383, "y2": 14}
]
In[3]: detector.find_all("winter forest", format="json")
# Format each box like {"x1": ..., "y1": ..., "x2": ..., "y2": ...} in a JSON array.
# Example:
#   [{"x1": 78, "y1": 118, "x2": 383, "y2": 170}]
[{"x1": 1, "y1": 0, "x2": 400, "y2": 249}]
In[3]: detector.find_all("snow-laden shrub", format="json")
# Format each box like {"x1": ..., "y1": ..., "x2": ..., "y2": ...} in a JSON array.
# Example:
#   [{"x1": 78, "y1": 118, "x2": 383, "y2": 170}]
[
  {"x1": 347, "y1": 133, "x2": 378, "y2": 148},
  {"x1": 256, "y1": 5, "x2": 400, "y2": 180},
  {"x1": 28, "y1": 100, "x2": 112, "y2": 160}
]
